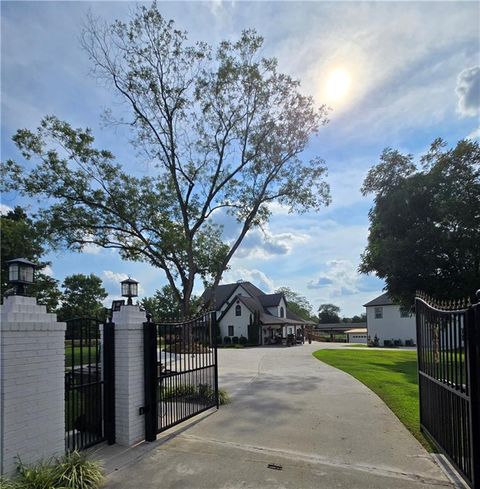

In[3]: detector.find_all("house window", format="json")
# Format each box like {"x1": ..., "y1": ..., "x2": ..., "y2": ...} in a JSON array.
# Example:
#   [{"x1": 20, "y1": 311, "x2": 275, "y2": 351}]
[
  {"x1": 375, "y1": 307, "x2": 383, "y2": 319},
  {"x1": 228, "y1": 325, "x2": 234, "y2": 336},
  {"x1": 400, "y1": 308, "x2": 410, "y2": 318},
  {"x1": 235, "y1": 304, "x2": 241, "y2": 316},
  {"x1": 280, "y1": 307, "x2": 285, "y2": 318}
]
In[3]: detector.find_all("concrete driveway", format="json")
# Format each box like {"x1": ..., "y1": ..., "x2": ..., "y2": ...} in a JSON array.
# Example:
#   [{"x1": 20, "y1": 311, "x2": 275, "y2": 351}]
[{"x1": 98, "y1": 343, "x2": 454, "y2": 489}]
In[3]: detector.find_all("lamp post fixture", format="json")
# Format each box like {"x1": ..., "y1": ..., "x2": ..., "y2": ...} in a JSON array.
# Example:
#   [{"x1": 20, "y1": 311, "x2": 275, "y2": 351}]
[
  {"x1": 7, "y1": 258, "x2": 37, "y2": 296},
  {"x1": 121, "y1": 277, "x2": 139, "y2": 305}
]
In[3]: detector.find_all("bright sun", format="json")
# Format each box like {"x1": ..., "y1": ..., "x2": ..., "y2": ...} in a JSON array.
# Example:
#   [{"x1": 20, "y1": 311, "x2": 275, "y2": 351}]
[{"x1": 325, "y1": 68, "x2": 351, "y2": 102}]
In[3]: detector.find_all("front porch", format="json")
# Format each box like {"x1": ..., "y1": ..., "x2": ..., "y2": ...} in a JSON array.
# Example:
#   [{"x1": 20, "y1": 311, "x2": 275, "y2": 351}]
[{"x1": 261, "y1": 323, "x2": 305, "y2": 346}]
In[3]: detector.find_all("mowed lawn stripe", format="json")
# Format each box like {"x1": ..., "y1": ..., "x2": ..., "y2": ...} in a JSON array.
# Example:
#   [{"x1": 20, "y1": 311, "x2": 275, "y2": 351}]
[{"x1": 313, "y1": 349, "x2": 435, "y2": 451}]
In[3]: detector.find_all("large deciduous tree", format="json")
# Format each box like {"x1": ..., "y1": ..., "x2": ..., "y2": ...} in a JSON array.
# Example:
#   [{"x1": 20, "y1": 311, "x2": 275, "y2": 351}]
[
  {"x1": 1, "y1": 206, "x2": 61, "y2": 311},
  {"x1": 318, "y1": 303, "x2": 341, "y2": 323},
  {"x1": 360, "y1": 138, "x2": 480, "y2": 305},
  {"x1": 57, "y1": 274, "x2": 108, "y2": 321},
  {"x1": 2, "y1": 3, "x2": 330, "y2": 316},
  {"x1": 275, "y1": 286, "x2": 315, "y2": 321},
  {"x1": 141, "y1": 285, "x2": 201, "y2": 321}
]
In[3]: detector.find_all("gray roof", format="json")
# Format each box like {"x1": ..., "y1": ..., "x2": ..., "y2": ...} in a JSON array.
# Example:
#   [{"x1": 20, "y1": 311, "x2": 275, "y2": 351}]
[
  {"x1": 258, "y1": 293, "x2": 283, "y2": 307},
  {"x1": 201, "y1": 281, "x2": 265, "y2": 309},
  {"x1": 363, "y1": 292, "x2": 394, "y2": 307},
  {"x1": 216, "y1": 289, "x2": 309, "y2": 326},
  {"x1": 316, "y1": 322, "x2": 367, "y2": 331}
]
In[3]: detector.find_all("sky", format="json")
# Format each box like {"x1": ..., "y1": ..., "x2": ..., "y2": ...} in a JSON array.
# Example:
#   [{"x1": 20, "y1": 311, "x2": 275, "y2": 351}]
[{"x1": 1, "y1": 1, "x2": 479, "y2": 317}]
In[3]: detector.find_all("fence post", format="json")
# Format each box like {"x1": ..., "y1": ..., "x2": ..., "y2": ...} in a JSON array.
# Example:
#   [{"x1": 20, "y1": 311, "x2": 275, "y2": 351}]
[
  {"x1": 143, "y1": 314, "x2": 158, "y2": 441},
  {"x1": 0, "y1": 296, "x2": 66, "y2": 476},
  {"x1": 103, "y1": 318, "x2": 115, "y2": 445},
  {"x1": 415, "y1": 298, "x2": 424, "y2": 433},
  {"x1": 467, "y1": 302, "x2": 480, "y2": 489},
  {"x1": 112, "y1": 304, "x2": 147, "y2": 446},
  {"x1": 212, "y1": 311, "x2": 220, "y2": 409}
]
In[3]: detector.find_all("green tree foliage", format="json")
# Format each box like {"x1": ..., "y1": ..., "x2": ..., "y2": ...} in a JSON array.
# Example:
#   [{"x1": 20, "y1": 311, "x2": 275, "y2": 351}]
[
  {"x1": 351, "y1": 314, "x2": 367, "y2": 323},
  {"x1": 275, "y1": 286, "x2": 315, "y2": 321},
  {"x1": 360, "y1": 138, "x2": 480, "y2": 305},
  {"x1": 58, "y1": 274, "x2": 108, "y2": 321},
  {"x1": 2, "y1": 3, "x2": 330, "y2": 316},
  {"x1": 1, "y1": 206, "x2": 61, "y2": 311},
  {"x1": 141, "y1": 285, "x2": 201, "y2": 321},
  {"x1": 318, "y1": 303, "x2": 341, "y2": 323}
]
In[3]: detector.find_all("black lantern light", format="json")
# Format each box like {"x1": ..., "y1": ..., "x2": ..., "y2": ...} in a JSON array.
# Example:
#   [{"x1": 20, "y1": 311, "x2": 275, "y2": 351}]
[
  {"x1": 7, "y1": 258, "x2": 37, "y2": 296},
  {"x1": 121, "y1": 277, "x2": 139, "y2": 305}
]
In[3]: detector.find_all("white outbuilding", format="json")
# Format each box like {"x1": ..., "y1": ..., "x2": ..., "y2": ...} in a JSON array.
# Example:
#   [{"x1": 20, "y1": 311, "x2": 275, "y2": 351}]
[
  {"x1": 364, "y1": 293, "x2": 416, "y2": 347},
  {"x1": 345, "y1": 328, "x2": 368, "y2": 344}
]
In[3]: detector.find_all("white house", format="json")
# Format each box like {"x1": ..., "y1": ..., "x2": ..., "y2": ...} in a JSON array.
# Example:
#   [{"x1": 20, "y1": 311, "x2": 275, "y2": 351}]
[
  {"x1": 364, "y1": 293, "x2": 416, "y2": 346},
  {"x1": 201, "y1": 281, "x2": 311, "y2": 345}
]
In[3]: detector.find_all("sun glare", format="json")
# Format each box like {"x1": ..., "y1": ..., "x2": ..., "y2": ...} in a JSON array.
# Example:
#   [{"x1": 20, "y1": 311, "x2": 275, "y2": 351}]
[{"x1": 325, "y1": 68, "x2": 351, "y2": 102}]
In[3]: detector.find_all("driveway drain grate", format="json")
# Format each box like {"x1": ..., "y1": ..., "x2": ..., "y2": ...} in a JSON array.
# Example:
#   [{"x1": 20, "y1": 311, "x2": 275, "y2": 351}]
[{"x1": 267, "y1": 464, "x2": 283, "y2": 471}]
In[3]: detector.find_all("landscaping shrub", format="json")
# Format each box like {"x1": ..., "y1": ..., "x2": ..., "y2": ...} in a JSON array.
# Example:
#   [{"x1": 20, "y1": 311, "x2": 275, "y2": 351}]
[
  {"x1": 218, "y1": 387, "x2": 231, "y2": 405},
  {"x1": 232, "y1": 336, "x2": 239, "y2": 344},
  {"x1": 394, "y1": 339, "x2": 403, "y2": 347},
  {"x1": 16, "y1": 458, "x2": 57, "y2": 489},
  {"x1": 162, "y1": 384, "x2": 196, "y2": 400},
  {"x1": 215, "y1": 336, "x2": 222, "y2": 345},
  {"x1": 0, "y1": 477, "x2": 23, "y2": 489},
  {"x1": 405, "y1": 339, "x2": 415, "y2": 347},
  {"x1": 7, "y1": 451, "x2": 104, "y2": 489},
  {"x1": 52, "y1": 451, "x2": 104, "y2": 489},
  {"x1": 383, "y1": 339, "x2": 393, "y2": 347},
  {"x1": 239, "y1": 335, "x2": 247, "y2": 345},
  {"x1": 223, "y1": 336, "x2": 231, "y2": 345}
]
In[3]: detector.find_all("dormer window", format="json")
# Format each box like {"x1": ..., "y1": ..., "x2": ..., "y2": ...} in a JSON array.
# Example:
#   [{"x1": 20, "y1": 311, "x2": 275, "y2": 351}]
[
  {"x1": 235, "y1": 304, "x2": 241, "y2": 316},
  {"x1": 280, "y1": 307, "x2": 285, "y2": 318}
]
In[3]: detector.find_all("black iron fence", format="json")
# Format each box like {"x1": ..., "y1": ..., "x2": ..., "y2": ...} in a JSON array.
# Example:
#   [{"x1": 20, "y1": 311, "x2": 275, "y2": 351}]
[
  {"x1": 143, "y1": 311, "x2": 219, "y2": 441},
  {"x1": 65, "y1": 317, "x2": 115, "y2": 451},
  {"x1": 415, "y1": 292, "x2": 479, "y2": 488}
]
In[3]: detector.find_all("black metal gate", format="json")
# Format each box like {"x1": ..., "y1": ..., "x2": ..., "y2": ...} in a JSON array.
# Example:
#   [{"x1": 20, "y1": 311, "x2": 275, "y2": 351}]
[
  {"x1": 143, "y1": 312, "x2": 219, "y2": 440},
  {"x1": 65, "y1": 317, "x2": 115, "y2": 451},
  {"x1": 416, "y1": 293, "x2": 479, "y2": 488}
]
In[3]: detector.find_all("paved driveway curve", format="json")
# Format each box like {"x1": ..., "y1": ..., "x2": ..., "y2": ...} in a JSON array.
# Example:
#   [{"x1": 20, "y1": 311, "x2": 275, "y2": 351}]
[{"x1": 102, "y1": 343, "x2": 453, "y2": 489}]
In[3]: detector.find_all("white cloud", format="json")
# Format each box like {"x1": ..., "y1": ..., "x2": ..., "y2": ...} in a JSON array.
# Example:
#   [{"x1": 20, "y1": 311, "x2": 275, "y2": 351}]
[
  {"x1": 0, "y1": 204, "x2": 13, "y2": 215},
  {"x1": 308, "y1": 259, "x2": 360, "y2": 295},
  {"x1": 103, "y1": 270, "x2": 128, "y2": 284},
  {"x1": 236, "y1": 226, "x2": 310, "y2": 259},
  {"x1": 456, "y1": 66, "x2": 480, "y2": 117},
  {"x1": 221, "y1": 268, "x2": 275, "y2": 293},
  {"x1": 82, "y1": 243, "x2": 103, "y2": 255},
  {"x1": 467, "y1": 127, "x2": 480, "y2": 140},
  {"x1": 42, "y1": 264, "x2": 54, "y2": 277}
]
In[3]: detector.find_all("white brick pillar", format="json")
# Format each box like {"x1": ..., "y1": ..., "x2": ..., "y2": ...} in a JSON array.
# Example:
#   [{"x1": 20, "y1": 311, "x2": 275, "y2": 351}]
[
  {"x1": 112, "y1": 305, "x2": 147, "y2": 446},
  {"x1": 0, "y1": 295, "x2": 66, "y2": 476}
]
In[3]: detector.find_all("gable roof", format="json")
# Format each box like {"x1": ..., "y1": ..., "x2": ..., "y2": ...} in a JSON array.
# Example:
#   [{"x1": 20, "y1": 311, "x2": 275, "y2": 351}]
[
  {"x1": 258, "y1": 293, "x2": 283, "y2": 307},
  {"x1": 219, "y1": 293, "x2": 308, "y2": 326},
  {"x1": 201, "y1": 281, "x2": 265, "y2": 309},
  {"x1": 363, "y1": 292, "x2": 395, "y2": 307}
]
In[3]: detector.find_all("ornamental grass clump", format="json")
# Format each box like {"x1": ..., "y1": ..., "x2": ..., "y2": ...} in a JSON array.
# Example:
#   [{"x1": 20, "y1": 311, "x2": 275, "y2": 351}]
[
  {"x1": 52, "y1": 451, "x2": 104, "y2": 489},
  {"x1": 0, "y1": 477, "x2": 24, "y2": 489},
  {"x1": 15, "y1": 458, "x2": 58, "y2": 489},
  {"x1": 0, "y1": 451, "x2": 104, "y2": 489}
]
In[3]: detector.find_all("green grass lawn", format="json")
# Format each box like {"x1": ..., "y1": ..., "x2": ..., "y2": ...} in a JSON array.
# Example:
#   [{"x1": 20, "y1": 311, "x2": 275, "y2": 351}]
[
  {"x1": 65, "y1": 345, "x2": 99, "y2": 367},
  {"x1": 313, "y1": 349, "x2": 435, "y2": 451}
]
